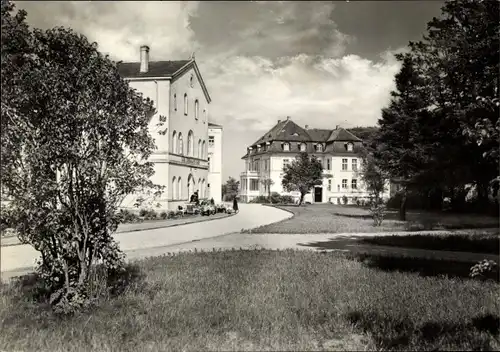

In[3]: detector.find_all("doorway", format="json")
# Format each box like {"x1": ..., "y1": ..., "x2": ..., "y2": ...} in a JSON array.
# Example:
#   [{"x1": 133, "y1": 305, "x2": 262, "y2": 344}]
[{"x1": 314, "y1": 187, "x2": 323, "y2": 203}]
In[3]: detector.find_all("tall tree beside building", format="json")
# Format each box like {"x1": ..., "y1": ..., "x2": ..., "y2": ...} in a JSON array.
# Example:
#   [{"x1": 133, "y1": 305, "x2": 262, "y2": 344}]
[
  {"x1": 282, "y1": 152, "x2": 326, "y2": 206},
  {"x1": 1, "y1": 0, "x2": 162, "y2": 312},
  {"x1": 222, "y1": 177, "x2": 240, "y2": 201}
]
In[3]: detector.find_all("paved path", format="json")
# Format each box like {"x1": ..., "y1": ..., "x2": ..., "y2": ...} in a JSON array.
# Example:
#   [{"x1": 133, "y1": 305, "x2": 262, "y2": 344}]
[{"x1": 0, "y1": 203, "x2": 292, "y2": 277}]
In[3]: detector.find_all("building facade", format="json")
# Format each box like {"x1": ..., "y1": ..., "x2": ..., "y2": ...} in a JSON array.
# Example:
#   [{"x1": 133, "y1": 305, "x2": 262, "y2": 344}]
[
  {"x1": 207, "y1": 123, "x2": 223, "y2": 202},
  {"x1": 117, "y1": 46, "x2": 222, "y2": 210},
  {"x1": 240, "y1": 116, "x2": 389, "y2": 204}
]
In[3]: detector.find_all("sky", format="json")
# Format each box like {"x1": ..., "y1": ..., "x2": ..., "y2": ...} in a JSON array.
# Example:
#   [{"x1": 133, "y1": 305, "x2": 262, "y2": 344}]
[{"x1": 16, "y1": 0, "x2": 445, "y2": 182}]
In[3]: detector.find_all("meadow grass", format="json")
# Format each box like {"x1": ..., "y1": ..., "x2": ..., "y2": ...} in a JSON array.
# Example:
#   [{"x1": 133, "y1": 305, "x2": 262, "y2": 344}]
[
  {"x1": 244, "y1": 204, "x2": 499, "y2": 234},
  {"x1": 1, "y1": 250, "x2": 498, "y2": 351}
]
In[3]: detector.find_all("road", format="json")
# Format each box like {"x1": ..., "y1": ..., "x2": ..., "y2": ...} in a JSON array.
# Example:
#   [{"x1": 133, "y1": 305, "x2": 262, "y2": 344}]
[{"x1": 1, "y1": 203, "x2": 292, "y2": 278}]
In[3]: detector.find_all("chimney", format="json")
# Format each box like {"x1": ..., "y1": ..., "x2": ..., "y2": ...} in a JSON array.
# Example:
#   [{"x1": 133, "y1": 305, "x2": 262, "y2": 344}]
[
  {"x1": 305, "y1": 124, "x2": 309, "y2": 129},
  {"x1": 278, "y1": 119, "x2": 281, "y2": 123},
  {"x1": 335, "y1": 125, "x2": 339, "y2": 129},
  {"x1": 140, "y1": 45, "x2": 150, "y2": 73},
  {"x1": 286, "y1": 116, "x2": 290, "y2": 120}
]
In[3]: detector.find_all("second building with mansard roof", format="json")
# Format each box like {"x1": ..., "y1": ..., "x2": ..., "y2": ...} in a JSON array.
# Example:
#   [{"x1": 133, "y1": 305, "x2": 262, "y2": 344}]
[
  {"x1": 240, "y1": 116, "x2": 388, "y2": 204},
  {"x1": 117, "y1": 45, "x2": 223, "y2": 209}
]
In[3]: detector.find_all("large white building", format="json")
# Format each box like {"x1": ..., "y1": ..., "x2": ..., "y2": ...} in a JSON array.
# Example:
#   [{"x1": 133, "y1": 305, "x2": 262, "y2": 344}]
[
  {"x1": 117, "y1": 46, "x2": 223, "y2": 210},
  {"x1": 240, "y1": 116, "x2": 389, "y2": 204}
]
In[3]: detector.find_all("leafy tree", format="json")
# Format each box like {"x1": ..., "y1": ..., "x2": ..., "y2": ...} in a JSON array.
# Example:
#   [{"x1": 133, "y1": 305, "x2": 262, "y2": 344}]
[
  {"x1": 260, "y1": 177, "x2": 274, "y2": 201},
  {"x1": 1, "y1": 1, "x2": 162, "y2": 312},
  {"x1": 282, "y1": 152, "x2": 327, "y2": 205},
  {"x1": 359, "y1": 152, "x2": 388, "y2": 225},
  {"x1": 347, "y1": 126, "x2": 379, "y2": 145},
  {"x1": 222, "y1": 177, "x2": 240, "y2": 201}
]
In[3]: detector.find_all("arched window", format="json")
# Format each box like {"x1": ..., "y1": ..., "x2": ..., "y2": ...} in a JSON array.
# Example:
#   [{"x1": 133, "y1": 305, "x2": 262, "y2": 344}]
[
  {"x1": 203, "y1": 109, "x2": 207, "y2": 123},
  {"x1": 173, "y1": 94, "x2": 177, "y2": 111},
  {"x1": 178, "y1": 177, "x2": 182, "y2": 200},
  {"x1": 172, "y1": 177, "x2": 177, "y2": 199},
  {"x1": 172, "y1": 131, "x2": 177, "y2": 154},
  {"x1": 198, "y1": 178, "x2": 202, "y2": 197},
  {"x1": 202, "y1": 140, "x2": 206, "y2": 159},
  {"x1": 300, "y1": 143, "x2": 306, "y2": 152},
  {"x1": 194, "y1": 100, "x2": 199, "y2": 120},
  {"x1": 197, "y1": 139, "x2": 202, "y2": 158},
  {"x1": 187, "y1": 130, "x2": 194, "y2": 156},
  {"x1": 184, "y1": 94, "x2": 188, "y2": 115},
  {"x1": 202, "y1": 179, "x2": 206, "y2": 198},
  {"x1": 282, "y1": 142, "x2": 290, "y2": 151},
  {"x1": 178, "y1": 133, "x2": 184, "y2": 155},
  {"x1": 188, "y1": 174, "x2": 194, "y2": 200}
]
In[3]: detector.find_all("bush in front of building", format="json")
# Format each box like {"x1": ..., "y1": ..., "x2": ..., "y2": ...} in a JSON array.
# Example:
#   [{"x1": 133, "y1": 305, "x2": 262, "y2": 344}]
[{"x1": 250, "y1": 193, "x2": 295, "y2": 205}]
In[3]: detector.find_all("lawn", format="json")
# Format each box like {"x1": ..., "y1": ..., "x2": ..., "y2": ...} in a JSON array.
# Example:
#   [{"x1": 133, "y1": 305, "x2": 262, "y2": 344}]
[
  {"x1": 244, "y1": 204, "x2": 499, "y2": 234},
  {"x1": 1, "y1": 250, "x2": 499, "y2": 351}
]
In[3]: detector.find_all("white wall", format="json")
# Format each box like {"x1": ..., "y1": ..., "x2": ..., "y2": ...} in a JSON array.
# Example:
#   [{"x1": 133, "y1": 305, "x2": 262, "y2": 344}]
[{"x1": 208, "y1": 126, "x2": 223, "y2": 202}]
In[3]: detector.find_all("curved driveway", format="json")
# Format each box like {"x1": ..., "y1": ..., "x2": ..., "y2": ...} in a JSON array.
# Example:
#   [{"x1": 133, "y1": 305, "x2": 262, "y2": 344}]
[{"x1": 1, "y1": 204, "x2": 291, "y2": 276}]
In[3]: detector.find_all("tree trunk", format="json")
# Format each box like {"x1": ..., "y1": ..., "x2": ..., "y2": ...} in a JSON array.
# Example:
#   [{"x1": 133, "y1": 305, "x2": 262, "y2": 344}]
[
  {"x1": 399, "y1": 188, "x2": 407, "y2": 221},
  {"x1": 299, "y1": 193, "x2": 305, "y2": 206}
]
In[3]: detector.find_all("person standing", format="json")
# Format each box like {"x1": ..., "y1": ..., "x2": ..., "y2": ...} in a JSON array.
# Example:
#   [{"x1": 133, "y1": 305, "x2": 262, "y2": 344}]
[{"x1": 233, "y1": 196, "x2": 239, "y2": 214}]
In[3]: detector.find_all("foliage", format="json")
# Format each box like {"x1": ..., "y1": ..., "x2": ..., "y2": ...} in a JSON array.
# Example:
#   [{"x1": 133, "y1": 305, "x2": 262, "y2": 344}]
[
  {"x1": 281, "y1": 152, "x2": 328, "y2": 205},
  {"x1": 470, "y1": 259, "x2": 499, "y2": 281},
  {"x1": 222, "y1": 177, "x2": 240, "y2": 201},
  {"x1": 371, "y1": 0, "x2": 499, "y2": 218},
  {"x1": 1, "y1": 1, "x2": 162, "y2": 313},
  {"x1": 342, "y1": 195, "x2": 348, "y2": 205},
  {"x1": 260, "y1": 177, "x2": 274, "y2": 199},
  {"x1": 250, "y1": 193, "x2": 294, "y2": 204},
  {"x1": 359, "y1": 151, "x2": 388, "y2": 225},
  {"x1": 347, "y1": 126, "x2": 379, "y2": 145}
]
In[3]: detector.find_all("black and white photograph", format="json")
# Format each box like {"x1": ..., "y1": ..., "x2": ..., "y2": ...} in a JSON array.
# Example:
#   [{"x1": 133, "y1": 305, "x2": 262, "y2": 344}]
[{"x1": 1, "y1": 0, "x2": 499, "y2": 351}]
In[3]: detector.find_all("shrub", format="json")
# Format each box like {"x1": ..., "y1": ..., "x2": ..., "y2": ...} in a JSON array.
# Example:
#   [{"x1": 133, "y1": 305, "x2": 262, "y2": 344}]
[
  {"x1": 159, "y1": 211, "x2": 168, "y2": 220},
  {"x1": 139, "y1": 209, "x2": 148, "y2": 217},
  {"x1": 251, "y1": 195, "x2": 271, "y2": 204},
  {"x1": 342, "y1": 195, "x2": 348, "y2": 205},
  {"x1": 470, "y1": 259, "x2": 498, "y2": 281}
]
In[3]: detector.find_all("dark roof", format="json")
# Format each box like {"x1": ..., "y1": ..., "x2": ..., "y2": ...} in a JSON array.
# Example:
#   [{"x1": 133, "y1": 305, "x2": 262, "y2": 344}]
[
  {"x1": 117, "y1": 60, "x2": 191, "y2": 78},
  {"x1": 327, "y1": 128, "x2": 362, "y2": 142},
  {"x1": 208, "y1": 122, "x2": 223, "y2": 128},
  {"x1": 306, "y1": 128, "x2": 332, "y2": 141}
]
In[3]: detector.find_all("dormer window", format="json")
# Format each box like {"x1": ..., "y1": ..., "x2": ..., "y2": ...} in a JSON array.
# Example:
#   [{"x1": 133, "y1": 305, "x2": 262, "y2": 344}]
[
  {"x1": 292, "y1": 132, "x2": 299, "y2": 137},
  {"x1": 346, "y1": 143, "x2": 354, "y2": 152},
  {"x1": 282, "y1": 142, "x2": 290, "y2": 151},
  {"x1": 316, "y1": 144, "x2": 324, "y2": 152},
  {"x1": 299, "y1": 143, "x2": 307, "y2": 152},
  {"x1": 257, "y1": 145, "x2": 262, "y2": 152}
]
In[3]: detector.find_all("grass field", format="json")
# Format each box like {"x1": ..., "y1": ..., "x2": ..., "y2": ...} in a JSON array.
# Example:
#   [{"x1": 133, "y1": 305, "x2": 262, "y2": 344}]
[
  {"x1": 1, "y1": 250, "x2": 499, "y2": 351},
  {"x1": 244, "y1": 204, "x2": 499, "y2": 234}
]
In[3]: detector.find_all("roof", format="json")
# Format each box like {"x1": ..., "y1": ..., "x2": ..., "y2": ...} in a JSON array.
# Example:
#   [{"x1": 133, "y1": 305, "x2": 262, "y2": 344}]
[
  {"x1": 306, "y1": 128, "x2": 332, "y2": 141},
  {"x1": 327, "y1": 128, "x2": 362, "y2": 142},
  {"x1": 208, "y1": 122, "x2": 223, "y2": 128},
  {"x1": 117, "y1": 60, "x2": 191, "y2": 78}
]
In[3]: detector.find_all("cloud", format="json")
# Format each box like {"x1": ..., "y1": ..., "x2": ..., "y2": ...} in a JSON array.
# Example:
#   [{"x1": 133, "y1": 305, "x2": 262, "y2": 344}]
[{"x1": 15, "y1": 0, "x2": 404, "y2": 179}]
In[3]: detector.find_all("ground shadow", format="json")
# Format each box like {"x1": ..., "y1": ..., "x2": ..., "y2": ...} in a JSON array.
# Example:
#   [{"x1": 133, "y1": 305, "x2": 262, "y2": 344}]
[
  {"x1": 345, "y1": 310, "x2": 499, "y2": 350},
  {"x1": 299, "y1": 235, "x2": 499, "y2": 282}
]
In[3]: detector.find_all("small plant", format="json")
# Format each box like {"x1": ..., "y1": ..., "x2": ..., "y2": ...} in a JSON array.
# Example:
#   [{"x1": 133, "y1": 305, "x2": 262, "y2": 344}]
[
  {"x1": 370, "y1": 201, "x2": 386, "y2": 226},
  {"x1": 470, "y1": 259, "x2": 498, "y2": 280},
  {"x1": 159, "y1": 211, "x2": 168, "y2": 220},
  {"x1": 139, "y1": 209, "x2": 148, "y2": 217}
]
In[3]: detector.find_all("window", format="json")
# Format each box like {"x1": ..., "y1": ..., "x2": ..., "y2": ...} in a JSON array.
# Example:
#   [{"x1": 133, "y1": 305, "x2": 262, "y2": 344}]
[
  {"x1": 337, "y1": 185, "x2": 340, "y2": 192},
  {"x1": 328, "y1": 179, "x2": 332, "y2": 191},
  {"x1": 257, "y1": 145, "x2": 261, "y2": 152},
  {"x1": 178, "y1": 177, "x2": 182, "y2": 200},
  {"x1": 346, "y1": 143, "x2": 353, "y2": 152},
  {"x1": 208, "y1": 136, "x2": 214, "y2": 147},
  {"x1": 172, "y1": 131, "x2": 177, "y2": 154},
  {"x1": 178, "y1": 133, "x2": 183, "y2": 155},
  {"x1": 198, "y1": 139, "x2": 202, "y2": 158},
  {"x1": 342, "y1": 179, "x2": 348, "y2": 189},
  {"x1": 173, "y1": 94, "x2": 177, "y2": 111},
  {"x1": 316, "y1": 144, "x2": 323, "y2": 152},
  {"x1": 352, "y1": 158, "x2": 358, "y2": 171},
  {"x1": 327, "y1": 158, "x2": 331, "y2": 170},
  {"x1": 250, "y1": 179, "x2": 259, "y2": 191},
  {"x1": 351, "y1": 179, "x2": 358, "y2": 189},
  {"x1": 184, "y1": 94, "x2": 188, "y2": 115},
  {"x1": 342, "y1": 158, "x2": 348, "y2": 171},
  {"x1": 300, "y1": 143, "x2": 306, "y2": 152},
  {"x1": 264, "y1": 159, "x2": 268, "y2": 171},
  {"x1": 282, "y1": 142, "x2": 290, "y2": 151},
  {"x1": 255, "y1": 159, "x2": 260, "y2": 172},
  {"x1": 187, "y1": 131, "x2": 194, "y2": 156},
  {"x1": 208, "y1": 157, "x2": 211, "y2": 172},
  {"x1": 283, "y1": 159, "x2": 290, "y2": 171},
  {"x1": 202, "y1": 140, "x2": 206, "y2": 159},
  {"x1": 203, "y1": 109, "x2": 207, "y2": 123},
  {"x1": 194, "y1": 100, "x2": 199, "y2": 120},
  {"x1": 172, "y1": 177, "x2": 177, "y2": 199},
  {"x1": 190, "y1": 75, "x2": 194, "y2": 88}
]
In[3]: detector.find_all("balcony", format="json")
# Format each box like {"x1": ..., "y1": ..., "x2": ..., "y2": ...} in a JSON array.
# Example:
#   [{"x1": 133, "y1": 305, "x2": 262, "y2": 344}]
[
  {"x1": 240, "y1": 170, "x2": 259, "y2": 177},
  {"x1": 168, "y1": 153, "x2": 209, "y2": 169}
]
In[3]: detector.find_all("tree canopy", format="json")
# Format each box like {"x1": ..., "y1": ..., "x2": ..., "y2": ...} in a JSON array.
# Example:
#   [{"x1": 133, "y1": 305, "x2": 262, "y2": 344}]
[
  {"x1": 282, "y1": 152, "x2": 326, "y2": 205},
  {"x1": 222, "y1": 177, "x2": 240, "y2": 201},
  {"x1": 1, "y1": 0, "x2": 161, "y2": 313},
  {"x1": 371, "y1": 0, "x2": 499, "y2": 216}
]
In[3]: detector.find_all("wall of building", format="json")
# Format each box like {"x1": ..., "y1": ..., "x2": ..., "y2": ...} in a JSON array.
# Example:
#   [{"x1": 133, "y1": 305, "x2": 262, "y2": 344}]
[{"x1": 208, "y1": 126, "x2": 223, "y2": 202}]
